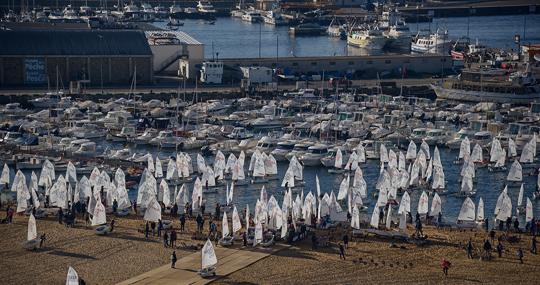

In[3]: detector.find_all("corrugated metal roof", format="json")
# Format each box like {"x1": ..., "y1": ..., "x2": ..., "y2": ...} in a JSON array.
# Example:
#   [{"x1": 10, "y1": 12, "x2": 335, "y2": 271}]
[
  {"x1": 0, "y1": 30, "x2": 152, "y2": 56},
  {"x1": 145, "y1": 30, "x2": 202, "y2": 45}
]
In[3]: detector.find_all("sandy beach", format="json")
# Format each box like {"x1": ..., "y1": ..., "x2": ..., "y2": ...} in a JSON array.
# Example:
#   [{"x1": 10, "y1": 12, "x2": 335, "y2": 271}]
[
  {"x1": 0, "y1": 212, "x2": 205, "y2": 285},
  {"x1": 219, "y1": 227, "x2": 540, "y2": 284},
  {"x1": 1, "y1": 210, "x2": 539, "y2": 285}
]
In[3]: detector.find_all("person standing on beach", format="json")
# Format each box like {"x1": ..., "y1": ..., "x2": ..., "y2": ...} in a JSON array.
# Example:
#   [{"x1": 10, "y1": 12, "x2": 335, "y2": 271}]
[
  {"x1": 483, "y1": 239, "x2": 492, "y2": 260},
  {"x1": 531, "y1": 236, "x2": 537, "y2": 254},
  {"x1": 441, "y1": 259, "x2": 451, "y2": 276},
  {"x1": 215, "y1": 203, "x2": 221, "y2": 220},
  {"x1": 467, "y1": 238, "x2": 474, "y2": 259},
  {"x1": 158, "y1": 219, "x2": 163, "y2": 238},
  {"x1": 517, "y1": 248, "x2": 524, "y2": 264},
  {"x1": 180, "y1": 214, "x2": 186, "y2": 232},
  {"x1": 170, "y1": 230, "x2": 177, "y2": 248},
  {"x1": 496, "y1": 241, "x2": 503, "y2": 258},
  {"x1": 145, "y1": 222, "x2": 150, "y2": 239},
  {"x1": 343, "y1": 234, "x2": 349, "y2": 249},
  {"x1": 171, "y1": 251, "x2": 177, "y2": 268},
  {"x1": 112, "y1": 199, "x2": 118, "y2": 214},
  {"x1": 58, "y1": 208, "x2": 64, "y2": 224},
  {"x1": 196, "y1": 214, "x2": 203, "y2": 233},
  {"x1": 243, "y1": 231, "x2": 247, "y2": 247},
  {"x1": 133, "y1": 200, "x2": 137, "y2": 215},
  {"x1": 163, "y1": 231, "x2": 169, "y2": 248},
  {"x1": 338, "y1": 243, "x2": 345, "y2": 260}
]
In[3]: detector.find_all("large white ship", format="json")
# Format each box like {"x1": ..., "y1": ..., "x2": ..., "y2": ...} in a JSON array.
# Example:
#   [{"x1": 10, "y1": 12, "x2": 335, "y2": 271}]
[
  {"x1": 431, "y1": 66, "x2": 540, "y2": 104},
  {"x1": 411, "y1": 29, "x2": 451, "y2": 54}
]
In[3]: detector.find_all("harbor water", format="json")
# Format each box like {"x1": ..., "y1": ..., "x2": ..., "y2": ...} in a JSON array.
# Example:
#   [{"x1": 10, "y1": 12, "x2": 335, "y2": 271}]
[
  {"x1": 153, "y1": 14, "x2": 540, "y2": 59},
  {"x1": 11, "y1": 140, "x2": 534, "y2": 226}
]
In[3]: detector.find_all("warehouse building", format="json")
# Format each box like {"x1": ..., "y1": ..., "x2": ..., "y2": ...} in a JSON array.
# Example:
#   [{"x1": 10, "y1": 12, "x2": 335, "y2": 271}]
[{"x1": 0, "y1": 30, "x2": 153, "y2": 87}]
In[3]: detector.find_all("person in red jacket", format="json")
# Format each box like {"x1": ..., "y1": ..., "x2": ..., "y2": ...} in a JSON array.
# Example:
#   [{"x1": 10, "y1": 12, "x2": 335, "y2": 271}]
[{"x1": 441, "y1": 259, "x2": 451, "y2": 276}]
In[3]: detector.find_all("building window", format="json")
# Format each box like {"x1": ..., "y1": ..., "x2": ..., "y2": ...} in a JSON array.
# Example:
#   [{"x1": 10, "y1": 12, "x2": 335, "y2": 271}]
[
  {"x1": 329, "y1": 62, "x2": 336, "y2": 66},
  {"x1": 311, "y1": 62, "x2": 317, "y2": 66},
  {"x1": 292, "y1": 62, "x2": 298, "y2": 66},
  {"x1": 348, "y1": 61, "x2": 354, "y2": 65},
  {"x1": 367, "y1": 60, "x2": 373, "y2": 64},
  {"x1": 385, "y1": 60, "x2": 391, "y2": 64}
]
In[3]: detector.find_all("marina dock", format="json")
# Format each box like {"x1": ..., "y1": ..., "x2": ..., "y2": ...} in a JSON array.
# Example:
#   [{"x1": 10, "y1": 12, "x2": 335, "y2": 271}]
[{"x1": 117, "y1": 244, "x2": 290, "y2": 285}]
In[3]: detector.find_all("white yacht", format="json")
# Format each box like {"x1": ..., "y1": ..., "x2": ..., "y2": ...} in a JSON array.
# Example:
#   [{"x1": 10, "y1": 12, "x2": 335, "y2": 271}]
[
  {"x1": 242, "y1": 10, "x2": 262, "y2": 23},
  {"x1": 123, "y1": 2, "x2": 141, "y2": 19},
  {"x1": 133, "y1": 128, "x2": 159, "y2": 145},
  {"x1": 285, "y1": 142, "x2": 314, "y2": 161},
  {"x1": 299, "y1": 144, "x2": 328, "y2": 166},
  {"x1": 227, "y1": 127, "x2": 253, "y2": 140},
  {"x1": 424, "y1": 129, "x2": 448, "y2": 146},
  {"x1": 347, "y1": 25, "x2": 387, "y2": 50},
  {"x1": 271, "y1": 140, "x2": 296, "y2": 161},
  {"x1": 196, "y1": 1, "x2": 217, "y2": 16},
  {"x1": 62, "y1": 5, "x2": 80, "y2": 22},
  {"x1": 411, "y1": 29, "x2": 451, "y2": 54},
  {"x1": 74, "y1": 142, "x2": 97, "y2": 156},
  {"x1": 263, "y1": 11, "x2": 287, "y2": 26},
  {"x1": 254, "y1": 136, "x2": 278, "y2": 153}
]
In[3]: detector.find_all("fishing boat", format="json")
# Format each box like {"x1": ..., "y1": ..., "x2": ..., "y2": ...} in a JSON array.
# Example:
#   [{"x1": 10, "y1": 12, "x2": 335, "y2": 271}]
[
  {"x1": 347, "y1": 24, "x2": 387, "y2": 49},
  {"x1": 411, "y1": 29, "x2": 450, "y2": 54},
  {"x1": 196, "y1": 1, "x2": 217, "y2": 19},
  {"x1": 242, "y1": 10, "x2": 262, "y2": 22}
]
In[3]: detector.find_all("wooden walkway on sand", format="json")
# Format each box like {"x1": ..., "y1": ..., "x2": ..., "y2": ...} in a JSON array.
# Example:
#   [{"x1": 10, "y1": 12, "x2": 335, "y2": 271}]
[{"x1": 116, "y1": 244, "x2": 289, "y2": 285}]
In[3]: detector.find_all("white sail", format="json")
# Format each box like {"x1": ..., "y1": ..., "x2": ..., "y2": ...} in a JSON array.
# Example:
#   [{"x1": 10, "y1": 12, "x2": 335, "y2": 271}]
[
  {"x1": 265, "y1": 154, "x2": 278, "y2": 176},
  {"x1": 245, "y1": 204, "x2": 250, "y2": 230},
  {"x1": 379, "y1": 144, "x2": 389, "y2": 163},
  {"x1": 91, "y1": 198, "x2": 107, "y2": 226},
  {"x1": 477, "y1": 198, "x2": 484, "y2": 221},
  {"x1": 252, "y1": 154, "x2": 266, "y2": 177},
  {"x1": 335, "y1": 148, "x2": 343, "y2": 168},
  {"x1": 166, "y1": 158, "x2": 178, "y2": 180},
  {"x1": 430, "y1": 193, "x2": 442, "y2": 217},
  {"x1": 161, "y1": 180, "x2": 171, "y2": 208},
  {"x1": 432, "y1": 165, "x2": 445, "y2": 189},
  {"x1": 519, "y1": 138, "x2": 535, "y2": 163},
  {"x1": 337, "y1": 175, "x2": 349, "y2": 200},
  {"x1": 459, "y1": 137, "x2": 471, "y2": 159},
  {"x1": 175, "y1": 184, "x2": 187, "y2": 208},
  {"x1": 388, "y1": 149, "x2": 397, "y2": 169},
  {"x1": 356, "y1": 144, "x2": 366, "y2": 163},
  {"x1": 398, "y1": 151, "x2": 406, "y2": 171},
  {"x1": 281, "y1": 167, "x2": 295, "y2": 188},
  {"x1": 350, "y1": 205, "x2": 360, "y2": 229},
  {"x1": 16, "y1": 174, "x2": 30, "y2": 213},
  {"x1": 457, "y1": 197, "x2": 475, "y2": 222},
  {"x1": 201, "y1": 239, "x2": 217, "y2": 270},
  {"x1": 254, "y1": 221, "x2": 263, "y2": 246},
  {"x1": 495, "y1": 193, "x2": 512, "y2": 221},
  {"x1": 406, "y1": 140, "x2": 417, "y2": 160},
  {"x1": 226, "y1": 153, "x2": 237, "y2": 174},
  {"x1": 0, "y1": 163, "x2": 9, "y2": 185},
  {"x1": 495, "y1": 149, "x2": 506, "y2": 167},
  {"x1": 344, "y1": 151, "x2": 359, "y2": 171},
  {"x1": 232, "y1": 206, "x2": 241, "y2": 233},
  {"x1": 471, "y1": 144, "x2": 483, "y2": 163},
  {"x1": 66, "y1": 161, "x2": 77, "y2": 185},
  {"x1": 398, "y1": 191, "x2": 411, "y2": 214},
  {"x1": 420, "y1": 141, "x2": 430, "y2": 160},
  {"x1": 518, "y1": 183, "x2": 524, "y2": 208},
  {"x1": 460, "y1": 174, "x2": 474, "y2": 194},
  {"x1": 27, "y1": 213, "x2": 37, "y2": 241},
  {"x1": 508, "y1": 138, "x2": 517, "y2": 157},
  {"x1": 155, "y1": 157, "x2": 163, "y2": 178},
  {"x1": 66, "y1": 267, "x2": 79, "y2": 285},
  {"x1": 526, "y1": 197, "x2": 533, "y2": 223},
  {"x1": 507, "y1": 160, "x2": 522, "y2": 182},
  {"x1": 197, "y1": 153, "x2": 206, "y2": 174},
  {"x1": 147, "y1": 155, "x2": 155, "y2": 173},
  {"x1": 192, "y1": 178, "x2": 202, "y2": 210},
  {"x1": 144, "y1": 197, "x2": 162, "y2": 222},
  {"x1": 370, "y1": 206, "x2": 380, "y2": 228},
  {"x1": 12, "y1": 170, "x2": 25, "y2": 193},
  {"x1": 385, "y1": 205, "x2": 393, "y2": 229},
  {"x1": 50, "y1": 175, "x2": 68, "y2": 209},
  {"x1": 222, "y1": 212, "x2": 230, "y2": 238},
  {"x1": 417, "y1": 191, "x2": 429, "y2": 215},
  {"x1": 490, "y1": 138, "x2": 503, "y2": 163},
  {"x1": 39, "y1": 159, "x2": 56, "y2": 188},
  {"x1": 352, "y1": 167, "x2": 367, "y2": 199}
]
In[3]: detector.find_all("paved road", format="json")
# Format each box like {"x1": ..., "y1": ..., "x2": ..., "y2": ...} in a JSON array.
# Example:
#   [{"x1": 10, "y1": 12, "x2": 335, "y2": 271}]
[
  {"x1": 116, "y1": 243, "x2": 290, "y2": 285},
  {"x1": 0, "y1": 78, "x2": 437, "y2": 97}
]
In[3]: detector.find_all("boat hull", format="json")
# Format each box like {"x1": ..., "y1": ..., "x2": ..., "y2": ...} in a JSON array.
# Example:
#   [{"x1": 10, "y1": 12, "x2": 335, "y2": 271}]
[{"x1": 431, "y1": 84, "x2": 540, "y2": 104}]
